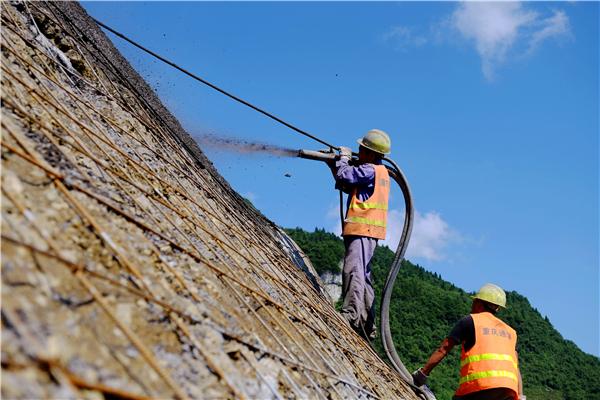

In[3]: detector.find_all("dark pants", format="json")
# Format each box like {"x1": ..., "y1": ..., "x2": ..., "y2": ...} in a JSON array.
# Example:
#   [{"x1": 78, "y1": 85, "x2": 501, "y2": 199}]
[{"x1": 453, "y1": 388, "x2": 517, "y2": 400}]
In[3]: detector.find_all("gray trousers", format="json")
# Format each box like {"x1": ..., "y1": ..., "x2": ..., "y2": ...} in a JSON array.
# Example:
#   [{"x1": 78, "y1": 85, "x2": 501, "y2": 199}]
[{"x1": 341, "y1": 235, "x2": 377, "y2": 335}]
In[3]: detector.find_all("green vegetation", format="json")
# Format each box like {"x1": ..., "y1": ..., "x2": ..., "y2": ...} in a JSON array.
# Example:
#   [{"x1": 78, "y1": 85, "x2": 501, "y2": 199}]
[{"x1": 285, "y1": 227, "x2": 600, "y2": 400}]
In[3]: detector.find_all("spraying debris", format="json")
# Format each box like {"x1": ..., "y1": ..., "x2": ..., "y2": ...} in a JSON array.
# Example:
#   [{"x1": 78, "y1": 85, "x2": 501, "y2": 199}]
[
  {"x1": 88, "y1": 14, "x2": 435, "y2": 397},
  {"x1": 196, "y1": 133, "x2": 298, "y2": 157}
]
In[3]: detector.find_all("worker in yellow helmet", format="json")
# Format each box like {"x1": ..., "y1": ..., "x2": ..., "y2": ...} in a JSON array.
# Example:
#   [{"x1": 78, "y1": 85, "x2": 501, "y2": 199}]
[
  {"x1": 330, "y1": 129, "x2": 391, "y2": 340},
  {"x1": 412, "y1": 283, "x2": 525, "y2": 400}
]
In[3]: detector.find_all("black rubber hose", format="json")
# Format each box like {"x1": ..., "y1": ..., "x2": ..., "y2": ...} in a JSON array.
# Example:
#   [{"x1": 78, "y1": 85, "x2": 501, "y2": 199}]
[
  {"x1": 380, "y1": 158, "x2": 414, "y2": 378},
  {"x1": 297, "y1": 150, "x2": 435, "y2": 399},
  {"x1": 381, "y1": 158, "x2": 436, "y2": 400}
]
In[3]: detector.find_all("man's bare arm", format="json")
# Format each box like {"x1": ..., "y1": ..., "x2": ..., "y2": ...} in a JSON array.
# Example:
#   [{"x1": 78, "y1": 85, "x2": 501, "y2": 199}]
[
  {"x1": 413, "y1": 337, "x2": 457, "y2": 386},
  {"x1": 422, "y1": 337, "x2": 456, "y2": 375}
]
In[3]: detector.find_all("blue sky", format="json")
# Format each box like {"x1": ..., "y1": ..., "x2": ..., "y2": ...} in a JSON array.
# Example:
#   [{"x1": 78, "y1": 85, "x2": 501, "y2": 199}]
[{"x1": 83, "y1": 2, "x2": 599, "y2": 356}]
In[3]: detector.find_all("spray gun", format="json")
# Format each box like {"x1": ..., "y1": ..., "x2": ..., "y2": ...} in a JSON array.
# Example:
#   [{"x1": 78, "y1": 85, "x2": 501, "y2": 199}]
[
  {"x1": 297, "y1": 148, "x2": 402, "y2": 187},
  {"x1": 297, "y1": 148, "x2": 340, "y2": 163}
]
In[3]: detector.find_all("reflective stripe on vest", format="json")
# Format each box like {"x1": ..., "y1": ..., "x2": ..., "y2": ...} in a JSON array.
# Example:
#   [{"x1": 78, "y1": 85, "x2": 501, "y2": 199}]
[
  {"x1": 455, "y1": 312, "x2": 519, "y2": 399},
  {"x1": 342, "y1": 164, "x2": 390, "y2": 240},
  {"x1": 460, "y1": 353, "x2": 518, "y2": 371},
  {"x1": 349, "y1": 202, "x2": 388, "y2": 210},
  {"x1": 459, "y1": 370, "x2": 518, "y2": 385},
  {"x1": 346, "y1": 216, "x2": 386, "y2": 227}
]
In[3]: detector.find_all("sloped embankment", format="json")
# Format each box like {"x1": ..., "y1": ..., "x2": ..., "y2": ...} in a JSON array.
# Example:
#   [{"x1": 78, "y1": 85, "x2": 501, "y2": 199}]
[{"x1": 1, "y1": 2, "x2": 418, "y2": 399}]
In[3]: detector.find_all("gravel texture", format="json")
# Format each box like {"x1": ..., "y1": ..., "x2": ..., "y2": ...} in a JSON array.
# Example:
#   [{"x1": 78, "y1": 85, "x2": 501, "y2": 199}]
[{"x1": 1, "y1": 2, "x2": 418, "y2": 399}]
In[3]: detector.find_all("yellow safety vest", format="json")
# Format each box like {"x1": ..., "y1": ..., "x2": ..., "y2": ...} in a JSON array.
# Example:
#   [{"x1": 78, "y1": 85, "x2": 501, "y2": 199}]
[
  {"x1": 342, "y1": 164, "x2": 389, "y2": 240},
  {"x1": 455, "y1": 312, "x2": 519, "y2": 399}
]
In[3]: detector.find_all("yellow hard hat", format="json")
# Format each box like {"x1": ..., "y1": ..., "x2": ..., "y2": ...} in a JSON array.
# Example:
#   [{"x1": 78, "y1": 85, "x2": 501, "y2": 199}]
[
  {"x1": 472, "y1": 283, "x2": 507, "y2": 308},
  {"x1": 357, "y1": 129, "x2": 391, "y2": 155}
]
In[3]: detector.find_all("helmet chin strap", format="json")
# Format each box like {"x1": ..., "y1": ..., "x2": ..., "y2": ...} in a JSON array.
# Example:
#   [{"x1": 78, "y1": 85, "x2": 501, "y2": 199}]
[{"x1": 486, "y1": 303, "x2": 501, "y2": 314}]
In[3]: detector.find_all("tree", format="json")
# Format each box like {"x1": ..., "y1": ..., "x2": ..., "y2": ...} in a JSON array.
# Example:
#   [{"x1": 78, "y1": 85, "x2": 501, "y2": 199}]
[{"x1": 286, "y1": 227, "x2": 600, "y2": 400}]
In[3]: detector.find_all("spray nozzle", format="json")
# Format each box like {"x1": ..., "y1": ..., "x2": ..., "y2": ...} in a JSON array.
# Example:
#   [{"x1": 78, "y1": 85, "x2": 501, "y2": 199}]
[{"x1": 297, "y1": 149, "x2": 338, "y2": 163}]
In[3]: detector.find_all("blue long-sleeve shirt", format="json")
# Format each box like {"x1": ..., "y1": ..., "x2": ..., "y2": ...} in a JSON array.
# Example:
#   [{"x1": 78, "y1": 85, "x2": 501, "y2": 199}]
[{"x1": 333, "y1": 156, "x2": 378, "y2": 202}]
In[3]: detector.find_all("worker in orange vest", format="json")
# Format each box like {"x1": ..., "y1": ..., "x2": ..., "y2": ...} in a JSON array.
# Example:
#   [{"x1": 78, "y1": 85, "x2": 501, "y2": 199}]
[
  {"x1": 412, "y1": 283, "x2": 525, "y2": 400},
  {"x1": 330, "y1": 129, "x2": 391, "y2": 340}
]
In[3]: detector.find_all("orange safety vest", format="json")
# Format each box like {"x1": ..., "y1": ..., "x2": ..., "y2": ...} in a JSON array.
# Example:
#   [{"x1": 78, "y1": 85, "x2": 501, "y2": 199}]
[
  {"x1": 455, "y1": 312, "x2": 519, "y2": 399},
  {"x1": 342, "y1": 164, "x2": 389, "y2": 240}
]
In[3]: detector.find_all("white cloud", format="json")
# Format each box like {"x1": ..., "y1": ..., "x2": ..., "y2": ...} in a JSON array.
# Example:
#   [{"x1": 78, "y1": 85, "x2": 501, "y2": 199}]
[
  {"x1": 383, "y1": 26, "x2": 428, "y2": 50},
  {"x1": 326, "y1": 204, "x2": 460, "y2": 263},
  {"x1": 383, "y1": 209, "x2": 461, "y2": 262},
  {"x1": 528, "y1": 10, "x2": 571, "y2": 53},
  {"x1": 384, "y1": 3, "x2": 572, "y2": 81},
  {"x1": 450, "y1": 2, "x2": 571, "y2": 80},
  {"x1": 451, "y1": 2, "x2": 536, "y2": 80}
]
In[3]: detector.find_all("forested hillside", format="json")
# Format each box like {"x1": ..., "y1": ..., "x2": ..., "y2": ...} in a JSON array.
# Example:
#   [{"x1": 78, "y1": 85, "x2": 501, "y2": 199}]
[{"x1": 284, "y1": 228, "x2": 600, "y2": 400}]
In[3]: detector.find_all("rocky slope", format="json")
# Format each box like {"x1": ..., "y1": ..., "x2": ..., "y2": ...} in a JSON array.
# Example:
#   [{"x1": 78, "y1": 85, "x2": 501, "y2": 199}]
[{"x1": 0, "y1": 2, "x2": 418, "y2": 399}]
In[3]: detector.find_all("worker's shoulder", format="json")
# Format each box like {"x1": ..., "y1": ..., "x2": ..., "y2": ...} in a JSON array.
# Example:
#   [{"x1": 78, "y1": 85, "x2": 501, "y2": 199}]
[
  {"x1": 460, "y1": 314, "x2": 475, "y2": 323},
  {"x1": 450, "y1": 314, "x2": 474, "y2": 334}
]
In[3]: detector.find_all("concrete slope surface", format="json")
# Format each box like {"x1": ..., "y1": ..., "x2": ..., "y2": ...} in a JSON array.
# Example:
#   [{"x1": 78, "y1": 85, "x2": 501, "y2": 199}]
[{"x1": 1, "y1": 2, "x2": 418, "y2": 399}]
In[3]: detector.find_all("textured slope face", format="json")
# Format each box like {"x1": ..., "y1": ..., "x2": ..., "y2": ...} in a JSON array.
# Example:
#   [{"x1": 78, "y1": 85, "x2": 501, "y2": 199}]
[{"x1": 1, "y1": 2, "x2": 417, "y2": 399}]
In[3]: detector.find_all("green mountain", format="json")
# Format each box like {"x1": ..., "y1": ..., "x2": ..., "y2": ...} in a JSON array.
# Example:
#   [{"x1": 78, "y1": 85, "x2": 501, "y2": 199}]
[{"x1": 284, "y1": 227, "x2": 600, "y2": 400}]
